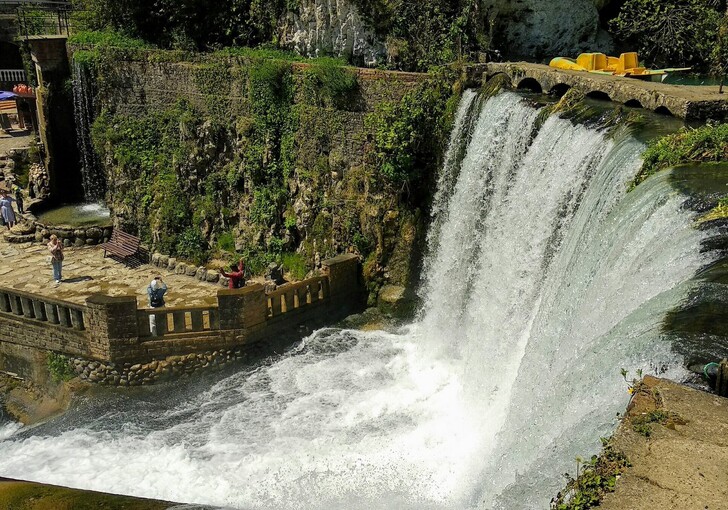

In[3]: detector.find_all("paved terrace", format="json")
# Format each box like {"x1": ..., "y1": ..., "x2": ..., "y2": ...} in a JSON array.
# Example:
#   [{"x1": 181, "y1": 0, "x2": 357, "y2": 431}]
[
  {"x1": 0, "y1": 238, "x2": 220, "y2": 308},
  {"x1": 467, "y1": 62, "x2": 728, "y2": 121}
]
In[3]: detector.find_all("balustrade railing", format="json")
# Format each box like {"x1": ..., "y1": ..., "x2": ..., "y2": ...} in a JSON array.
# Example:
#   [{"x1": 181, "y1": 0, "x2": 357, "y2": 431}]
[
  {"x1": 267, "y1": 276, "x2": 329, "y2": 319},
  {"x1": 0, "y1": 287, "x2": 85, "y2": 330},
  {"x1": 0, "y1": 70, "x2": 26, "y2": 83},
  {"x1": 137, "y1": 306, "x2": 219, "y2": 338}
]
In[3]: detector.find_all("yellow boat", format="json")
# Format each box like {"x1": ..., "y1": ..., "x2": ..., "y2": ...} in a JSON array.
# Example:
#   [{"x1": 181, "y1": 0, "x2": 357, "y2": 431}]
[{"x1": 549, "y1": 52, "x2": 690, "y2": 80}]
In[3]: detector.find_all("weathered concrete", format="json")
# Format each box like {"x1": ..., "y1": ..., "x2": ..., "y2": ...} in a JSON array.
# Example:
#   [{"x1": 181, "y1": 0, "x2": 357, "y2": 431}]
[
  {"x1": 467, "y1": 62, "x2": 728, "y2": 121},
  {"x1": 600, "y1": 376, "x2": 728, "y2": 509}
]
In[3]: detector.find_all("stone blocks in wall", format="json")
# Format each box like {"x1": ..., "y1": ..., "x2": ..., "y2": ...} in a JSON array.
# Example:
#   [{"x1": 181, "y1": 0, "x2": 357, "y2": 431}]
[
  {"x1": 322, "y1": 253, "x2": 359, "y2": 300},
  {"x1": 217, "y1": 284, "x2": 267, "y2": 331},
  {"x1": 84, "y1": 294, "x2": 139, "y2": 361}
]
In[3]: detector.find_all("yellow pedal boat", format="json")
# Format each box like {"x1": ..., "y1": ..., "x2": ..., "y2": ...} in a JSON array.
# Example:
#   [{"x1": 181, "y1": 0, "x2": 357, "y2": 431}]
[{"x1": 549, "y1": 52, "x2": 690, "y2": 80}]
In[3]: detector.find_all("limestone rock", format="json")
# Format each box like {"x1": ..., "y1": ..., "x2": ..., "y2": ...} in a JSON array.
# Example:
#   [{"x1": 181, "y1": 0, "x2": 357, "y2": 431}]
[
  {"x1": 279, "y1": 0, "x2": 386, "y2": 66},
  {"x1": 486, "y1": 0, "x2": 612, "y2": 59}
]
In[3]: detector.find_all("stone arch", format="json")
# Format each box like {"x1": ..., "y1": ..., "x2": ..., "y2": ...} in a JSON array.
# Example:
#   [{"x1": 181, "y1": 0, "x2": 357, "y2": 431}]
[
  {"x1": 624, "y1": 99, "x2": 643, "y2": 109},
  {"x1": 549, "y1": 83, "x2": 571, "y2": 97},
  {"x1": 0, "y1": 41, "x2": 23, "y2": 69},
  {"x1": 516, "y1": 77, "x2": 543, "y2": 93},
  {"x1": 654, "y1": 106, "x2": 673, "y2": 117},
  {"x1": 586, "y1": 90, "x2": 611, "y2": 101}
]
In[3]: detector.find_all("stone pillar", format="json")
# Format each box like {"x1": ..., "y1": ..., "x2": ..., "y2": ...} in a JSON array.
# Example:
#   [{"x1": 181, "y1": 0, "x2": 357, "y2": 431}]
[
  {"x1": 217, "y1": 284, "x2": 267, "y2": 330},
  {"x1": 322, "y1": 254, "x2": 360, "y2": 299},
  {"x1": 28, "y1": 36, "x2": 82, "y2": 202},
  {"x1": 85, "y1": 295, "x2": 139, "y2": 361}
]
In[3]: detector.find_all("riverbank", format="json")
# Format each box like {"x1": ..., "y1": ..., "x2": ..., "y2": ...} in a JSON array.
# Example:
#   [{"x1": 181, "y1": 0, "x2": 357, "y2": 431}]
[
  {"x1": 600, "y1": 376, "x2": 728, "y2": 509},
  {"x1": 0, "y1": 372, "x2": 84, "y2": 426}
]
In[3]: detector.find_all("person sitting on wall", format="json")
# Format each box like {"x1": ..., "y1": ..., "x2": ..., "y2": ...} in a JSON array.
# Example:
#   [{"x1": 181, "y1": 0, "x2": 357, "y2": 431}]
[
  {"x1": 220, "y1": 258, "x2": 245, "y2": 289},
  {"x1": 147, "y1": 276, "x2": 168, "y2": 336}
]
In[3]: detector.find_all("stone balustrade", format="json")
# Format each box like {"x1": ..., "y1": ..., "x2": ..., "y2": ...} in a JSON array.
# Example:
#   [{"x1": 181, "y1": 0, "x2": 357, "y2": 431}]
[
  {"x1": 0, "y1": 287, "x2": 85, "y2": 330},
  {"x1": 0, "y1": 254, "x2": 362, "y2": 384}
]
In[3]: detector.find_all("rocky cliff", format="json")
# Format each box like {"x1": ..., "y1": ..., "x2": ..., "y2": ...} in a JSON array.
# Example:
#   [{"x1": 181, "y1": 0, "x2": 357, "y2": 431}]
[
  {"x1": 280, "y1": 0, "x2": 386, "y2": 66},
  {"x1": 279, "y1": 0, "x2": 614, "y2": 63}
]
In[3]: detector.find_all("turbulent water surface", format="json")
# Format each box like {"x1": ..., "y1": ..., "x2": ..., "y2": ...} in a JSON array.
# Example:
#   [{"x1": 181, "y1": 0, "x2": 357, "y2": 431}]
[{"x1": 0, "y1": 92, "x2": 715, "y2": 509}]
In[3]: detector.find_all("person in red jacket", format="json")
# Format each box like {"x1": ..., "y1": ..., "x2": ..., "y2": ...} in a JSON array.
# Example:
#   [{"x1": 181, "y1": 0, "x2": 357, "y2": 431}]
[{"x1": 220, "y1": 258, "x2": 245, "y2": 289}]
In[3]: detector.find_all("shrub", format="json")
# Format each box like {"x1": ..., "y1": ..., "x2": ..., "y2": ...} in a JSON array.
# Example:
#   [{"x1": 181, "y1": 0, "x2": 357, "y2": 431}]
[
  {"x1": 176, "y1": 227, "x2": 208, "y2": 265},
  {"x1": 47, "y1": 353, "x2": 75, "y2": 383},
  {"x1": 281, "y1": 252, "x2": 308, "y2": 280},
  {"x1": 631, "y1": 123, "x2": 728, "y2": 188}
]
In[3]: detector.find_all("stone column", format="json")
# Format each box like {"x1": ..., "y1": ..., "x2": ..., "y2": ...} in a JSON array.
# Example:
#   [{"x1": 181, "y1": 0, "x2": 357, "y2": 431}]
[
  {"x1": 217, "y1": 284, "x2": 267, "y2": 331},
  {"x1": 85, "y1": 295, "x2": 139, "y2": 361},
  {"x1": 321, "y1": 254, "x2": 360, "y2": 299}
]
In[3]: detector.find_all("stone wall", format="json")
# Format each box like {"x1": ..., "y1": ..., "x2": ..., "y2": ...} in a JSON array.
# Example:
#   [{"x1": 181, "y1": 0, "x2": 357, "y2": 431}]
[{"x1": 85, "y1": 53, "x2": 433, "y2": 301}]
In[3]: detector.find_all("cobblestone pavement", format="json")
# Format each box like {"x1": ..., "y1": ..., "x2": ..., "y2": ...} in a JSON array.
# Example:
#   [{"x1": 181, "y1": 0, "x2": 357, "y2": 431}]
[{"x1": 0, "y1": 239, "x2": 220, "y2": 308}]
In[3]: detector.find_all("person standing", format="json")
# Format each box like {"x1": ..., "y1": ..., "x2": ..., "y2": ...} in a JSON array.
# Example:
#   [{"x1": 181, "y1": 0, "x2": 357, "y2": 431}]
[
  {"x1": 147, "y1": 276, "x2": 168, "y2": 336},
  {"x1": 220, "y1": 258, "x2": 245, "y2": 289},
  {"x1": 47, "y1": 234, "x2": 64, "y2": 284},
  {"x1": 0, "y1": 190, "x2": 16, "y2": 229},
  {"x1": 13, "y1": 185, "x2": 24, "y2": 214}
]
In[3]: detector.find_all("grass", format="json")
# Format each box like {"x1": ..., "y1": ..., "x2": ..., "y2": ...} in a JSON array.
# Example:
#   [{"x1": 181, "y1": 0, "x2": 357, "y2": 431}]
[
  {"x1": 553, "y1": 440, "x2": 630, "y2": 510},
  {"x1": 630, "y1": 122, "x2": 728, "y2": 189}
]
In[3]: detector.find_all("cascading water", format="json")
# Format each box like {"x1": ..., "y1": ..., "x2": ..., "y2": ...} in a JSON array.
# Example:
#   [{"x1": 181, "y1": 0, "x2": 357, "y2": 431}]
[
  {"x1": 72, "y1": 58, "x2": 106, "y2": 201},
  {"x1": 0, "y1": 91, "x2": 716, "y2": 509}
]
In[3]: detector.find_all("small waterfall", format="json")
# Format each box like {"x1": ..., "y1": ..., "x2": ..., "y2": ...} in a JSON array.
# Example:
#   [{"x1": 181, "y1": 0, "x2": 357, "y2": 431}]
[
  {"x1": 72, "y1": 58, "x2": 106, "y2": 201},
  {"x1": 0, "y1": 91, "x2": 717, "y2": 509}
]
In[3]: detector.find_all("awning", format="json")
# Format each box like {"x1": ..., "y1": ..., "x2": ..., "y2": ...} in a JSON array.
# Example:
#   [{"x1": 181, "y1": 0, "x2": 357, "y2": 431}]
[{"x1": 0, "y1": 91, "x2": 17, "y2": 100}]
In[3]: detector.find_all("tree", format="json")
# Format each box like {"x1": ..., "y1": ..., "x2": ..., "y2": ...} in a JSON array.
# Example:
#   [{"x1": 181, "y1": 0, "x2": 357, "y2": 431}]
[{"x1": 610, "y1": 0, "x2": 723, "y2": 71}]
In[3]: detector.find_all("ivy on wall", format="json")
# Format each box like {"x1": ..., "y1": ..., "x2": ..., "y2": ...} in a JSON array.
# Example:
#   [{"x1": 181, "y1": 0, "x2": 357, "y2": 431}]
[{"x1": 77, "y1": 39, "x2": 458, "y2": 289}]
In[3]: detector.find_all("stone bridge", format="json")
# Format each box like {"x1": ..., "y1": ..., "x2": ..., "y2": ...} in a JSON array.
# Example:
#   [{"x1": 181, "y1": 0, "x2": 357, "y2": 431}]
[{"x1": 466, "y1": 62, "x2": 728, "y2": 121}]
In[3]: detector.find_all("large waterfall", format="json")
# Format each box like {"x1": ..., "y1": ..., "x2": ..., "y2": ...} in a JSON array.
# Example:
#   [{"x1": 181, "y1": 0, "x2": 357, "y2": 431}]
[{"x1": 0, "y1": 91, "x2": 714, "y2": 509}]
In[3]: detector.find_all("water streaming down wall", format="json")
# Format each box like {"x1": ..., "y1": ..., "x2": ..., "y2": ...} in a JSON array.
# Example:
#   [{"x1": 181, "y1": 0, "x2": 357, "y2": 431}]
[
  {"x1": 72, "y1": 59, "x2": 106, "y2": 201},
  {"x1": 0, "y1": 91, "x2": 715, "y2": 509}
]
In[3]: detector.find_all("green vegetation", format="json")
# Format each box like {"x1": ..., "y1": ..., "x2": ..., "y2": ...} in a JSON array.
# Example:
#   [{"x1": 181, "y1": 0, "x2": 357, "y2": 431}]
[
  {"x1": 553, "y1": 441, "x2": 630, "y2": 510},
  {"x1": 80, "y1": 41, "x2": 456, "y2": 282},
  {"x1": 71, "y1": 0, "x2": 295, "y2": 52},
  {"x1": 610, "y1": 0, "x2": 725, "y2": 71},
  {"x1": 366, "y1": 71, "x2": 456, "y2": 191},
  {"x1": 46, "y1": 353, "x2": 75, "y2": 383},
  {"x1": 71, "y1": 0, "x2": 492, "y2": 71},
  {"x1": 630, "y1": 123, "x2": 728, "y2": 189}
]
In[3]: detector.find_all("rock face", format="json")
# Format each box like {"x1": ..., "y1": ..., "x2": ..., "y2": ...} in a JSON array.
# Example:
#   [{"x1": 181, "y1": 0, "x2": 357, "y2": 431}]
[
  {"x1": 486, "y1": 0, "x2": 612, "y2": 59},
  {"x1": 280, "y1": 0, "x2": 612, "y2": 63},
  {"x1": 280, "y1": 0, "x2": 386, "y2": 65}
]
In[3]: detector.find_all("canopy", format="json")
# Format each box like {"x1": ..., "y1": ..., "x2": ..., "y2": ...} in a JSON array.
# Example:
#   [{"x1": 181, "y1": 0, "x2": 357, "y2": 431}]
[{"x1": 0, "y1": 91, "x2": 17, "y2": 100}]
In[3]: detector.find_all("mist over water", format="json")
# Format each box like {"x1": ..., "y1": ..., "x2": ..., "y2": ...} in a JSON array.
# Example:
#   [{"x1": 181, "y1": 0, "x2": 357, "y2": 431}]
[{"x1": 0, "y1": 92, "x2": 714, "y2": 509}]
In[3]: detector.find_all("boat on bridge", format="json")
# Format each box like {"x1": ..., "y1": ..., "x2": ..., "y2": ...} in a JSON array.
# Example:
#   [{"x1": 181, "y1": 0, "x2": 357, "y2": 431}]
[{"x1": 550, "y1": 52, "x2": 690, "y2": 81}]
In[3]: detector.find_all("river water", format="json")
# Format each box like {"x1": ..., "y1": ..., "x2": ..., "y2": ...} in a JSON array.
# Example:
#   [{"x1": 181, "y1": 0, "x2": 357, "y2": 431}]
[{"x1": 0, "y1": 91, "x2": 716, "y2": 509}]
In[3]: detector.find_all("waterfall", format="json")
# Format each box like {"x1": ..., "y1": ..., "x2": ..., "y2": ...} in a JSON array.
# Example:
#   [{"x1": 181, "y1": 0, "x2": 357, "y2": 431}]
[
  {"x1": 0, "y1": 91, "x2": 715, "y2": 509},
  {"x1": 72, "y1": 58, "x2": 106, "y2": 201}
]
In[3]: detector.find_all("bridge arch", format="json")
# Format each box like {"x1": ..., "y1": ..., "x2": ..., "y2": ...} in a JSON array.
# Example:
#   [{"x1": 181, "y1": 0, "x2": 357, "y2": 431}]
[
  {"x1": 624, "y1": 99, "x2": 643, "y2": 109},
  {"x1": 516, "y1": 77, "x2": 543, "y2": 94},
  {"x1": 549, "y1": 83, "x2": 571, "y2": 97},
  {"x1": 586, "y1": 90, "x2": 611, "y2": 101},
  {"x1": 655, "y1": 106, "x2": 673, "y2": 117}
]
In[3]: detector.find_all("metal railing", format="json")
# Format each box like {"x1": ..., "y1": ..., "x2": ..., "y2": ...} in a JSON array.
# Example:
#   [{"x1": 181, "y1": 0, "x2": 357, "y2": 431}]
[
  {"x1": 137, "y1": 305, "x2": 219, "y2": 338},
  {"x1": 0, "y1": 287, "x2": 85, "y2": 330},
  {"x1": 0, "y1": 1, "x2": 74, "y2": 38},
  {"x1": 0, "y1": 69, "x2": 26, "y2": 83}
]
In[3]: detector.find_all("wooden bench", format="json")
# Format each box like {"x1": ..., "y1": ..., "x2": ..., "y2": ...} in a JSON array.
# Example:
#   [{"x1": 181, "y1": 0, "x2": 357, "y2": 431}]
[{"x1": 101, "y1": 229, "x2": 141, "y2": 261}]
